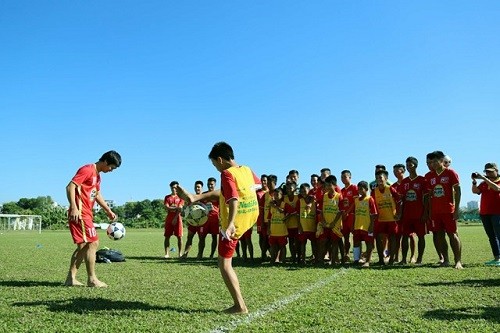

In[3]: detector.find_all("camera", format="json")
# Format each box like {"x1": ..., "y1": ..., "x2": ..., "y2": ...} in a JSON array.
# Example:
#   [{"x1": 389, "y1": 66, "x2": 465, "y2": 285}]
[{"x1": 471, "y1": 172, "x2": 481, "y2": 179}]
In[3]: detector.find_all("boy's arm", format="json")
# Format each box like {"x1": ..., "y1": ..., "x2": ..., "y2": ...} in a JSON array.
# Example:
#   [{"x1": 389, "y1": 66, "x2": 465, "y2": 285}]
[
  {"x1": 66, "y1": 181, "x2": 79, "y2": 221},
  {"x1": 176, "y1": 185, "x2": 220, "y2": 203},
  {"x1": 95, "y1": 192, "x2": 117, "y2": 221},
  {"x1": 453, "y1": 184, "x2": 461, "y2": 220},
  {"x1": 224, "y1": 198, "x2": 239, "y2": 239}
]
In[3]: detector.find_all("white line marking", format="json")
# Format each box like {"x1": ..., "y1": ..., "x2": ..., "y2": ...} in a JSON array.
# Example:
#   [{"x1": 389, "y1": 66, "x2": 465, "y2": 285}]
[{"x1": 209, "y1": 268, "x2": 348, "y2": 333}]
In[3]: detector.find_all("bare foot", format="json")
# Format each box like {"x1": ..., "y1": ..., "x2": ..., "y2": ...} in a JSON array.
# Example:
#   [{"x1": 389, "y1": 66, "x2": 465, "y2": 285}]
[
  {"x1": 454, "y1": 262, "x2": 464, "y2": 269},
  {"x1": 223, "y1": 305, "x2": 248, "y2": 315},
  {"x1": 64, "y1": 279, "x2": 84, "y2": 287},
  {"x1": 88, "y1": 279, "x2": 108, "y2": 288},
  {"x1": 164, "y1": 254, "x2": 170, "y2": 259},
  {"x1": 361, "y1": 262, "x2": 370, "y2": 268},
  {"x1": 410, "y1": 257, "x2": 417, "y2": 264}
]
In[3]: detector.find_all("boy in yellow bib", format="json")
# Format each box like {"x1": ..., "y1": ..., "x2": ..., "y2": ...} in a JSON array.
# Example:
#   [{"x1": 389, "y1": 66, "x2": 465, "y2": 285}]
[{"x1": 176, "y1": 142, "x2": 260, "y2": 314}]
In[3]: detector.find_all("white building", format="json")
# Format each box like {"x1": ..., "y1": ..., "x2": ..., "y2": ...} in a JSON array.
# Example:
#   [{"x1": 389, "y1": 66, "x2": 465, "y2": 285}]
[{"x1": 467, "y1": 201, "x2": 479, "y2": 210}]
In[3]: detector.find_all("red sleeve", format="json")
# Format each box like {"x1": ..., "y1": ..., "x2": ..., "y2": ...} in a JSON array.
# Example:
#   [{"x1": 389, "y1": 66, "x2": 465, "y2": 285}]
[
  {"x1": 71, "y1": 164, "x2": 93, "y2": 186},
  {"x1": 252, "y1": 171, "x2": 261, "y2": 186},
  {"x1": 390, "y1": 186, "x2": 401, "y2": 203},
  {"x1": 368, "y1": 197, "x2": 377, "y2": 215},
  {"x1": 221, "y1": 170, "x2": 238, "y2": 203},
  {"x1": 449, "y1": 169, "x2": 460, "y2": 185}
]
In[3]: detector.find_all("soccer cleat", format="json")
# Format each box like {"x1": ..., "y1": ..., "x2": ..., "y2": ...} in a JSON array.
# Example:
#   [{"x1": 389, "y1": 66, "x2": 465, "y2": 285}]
[{"x1": 485, "y1": 259, "x2": 500, "y2": 266}]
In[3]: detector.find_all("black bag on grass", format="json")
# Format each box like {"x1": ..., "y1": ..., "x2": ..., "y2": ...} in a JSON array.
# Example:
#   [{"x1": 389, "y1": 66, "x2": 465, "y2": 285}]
[{"x1": 96, "y1": 248, "x2": 125, "y2": 263}]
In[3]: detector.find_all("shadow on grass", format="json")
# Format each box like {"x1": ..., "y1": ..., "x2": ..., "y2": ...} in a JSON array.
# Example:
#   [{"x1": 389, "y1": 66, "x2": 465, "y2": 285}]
[
  {"x1": 423, "y1": 306, "x2": 500, "y2": 323},
  {"x1": 12, "y1": 297, "x2": 219, "y2": 314},
  {"x1": 0, "y1": 280, "x2": 63, "y2": 287},
  {"x1": 419, "y1": 278, "x2": 500, "y2": 287}
]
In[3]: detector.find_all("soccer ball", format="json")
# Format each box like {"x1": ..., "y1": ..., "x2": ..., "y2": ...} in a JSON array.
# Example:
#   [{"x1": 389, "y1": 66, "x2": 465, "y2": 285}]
[
  {"x1": 107, "y1": 222, "x2": 126, "y2": 240},
  {"x1": 181, "y1": 203, "x2": 209, "y2": 227}
]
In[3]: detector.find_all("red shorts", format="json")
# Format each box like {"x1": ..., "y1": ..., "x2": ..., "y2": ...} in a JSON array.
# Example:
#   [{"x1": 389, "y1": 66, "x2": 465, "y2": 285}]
[
  {"x1": 374, "y1": 221, "x2": 398, "y2": 235},
  {"x1": 318, "y1": 228, "x2": 342, "y2": 242},
  {"x1": 206, "y1": 218, "x2": 219, "y2": 235},
  {"x1": 218, "y1": 234, "x2": 239, "y2": 259},
  {"x1": 269, "y1": 236, "x2": 288, "y2": 247},
  {"x1": 341, "y1": 214, "x2": 354, "y2": 236},
  {"x1": 401, "y1": 218, "x2": 427, "y2": 237},
  {"x1": 69, "y1": 218, "x2": 98, "y2": 244},
  {"x1": 431, "y1": 212, "x2": 457, "y2": 233},
  {"x1": 188, "y1": 224, "x2": 209, "y2": 237},
  {"x1": 164, "y1": 220, "x2": 183, "y2": 237},
  {"x1": 298, "y1": 231, "x2": 316, "y2": 243},
  {"x1": 287, "y1": 227, "x2": 299, "y2": 238},
  {"x1": 427, "y1": 219, "x2": 437, "y2": 233},
  {"x1": 257, "y1": 222, "x2": 268, "y2": 236},
  {"x1": 353, "y1": 230, "x2": 374, "y2": 244},
  {"x1": 240, "y1": 227, "x2": 253, "y2": 240}
]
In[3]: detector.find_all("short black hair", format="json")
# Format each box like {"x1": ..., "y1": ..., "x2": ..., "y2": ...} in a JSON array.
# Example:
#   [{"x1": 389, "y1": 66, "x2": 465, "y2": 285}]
[
  {"x1": 341, "y1": 170, "x2": 351, "y2": 176},
  {"x1": 393, "y1": 163, "x2": 406, "y2": 171},
  {"x1": 406, "y1": 156, "x2": 418, "y2": 166},
  {"x1": 358, "y1": 181, "x2": 368, "y2": 190},
  {"x1": 208, "y1": 142, "x2": 234, "y2": 161},
  {"x1": 99, "y1": 150, "x2": 122, "y2": 167},
  {"x1": 195, "y1": 180, "x2": 204, "y2": 187},
  {"x1": 432, "y1": 150, "x2": 445, "y2": 159},
  {"x1": 169, "y1": 181, "x2": 179, "y2": 187},
  {"x1": 375, "y1": 169, "x2": 389, "y2": 178},
  {"x1": 267, "y1": 174, "x2": 278, "y2": 184},
  {"x1": 207, "y1": 177, "x2": 217, "y2": 183},
  {"x1": 324, "y1": 175, "x2": 337, "y2": 184},
  {"x1": 288, "y1": 169, "x2": 299, "y2": 176}
]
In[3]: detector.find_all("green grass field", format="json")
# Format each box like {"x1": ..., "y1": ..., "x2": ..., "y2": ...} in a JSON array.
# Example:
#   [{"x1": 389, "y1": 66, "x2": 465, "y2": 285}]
[{"x1": 0, "y1": 225, "x2": 499, "y2": 333}]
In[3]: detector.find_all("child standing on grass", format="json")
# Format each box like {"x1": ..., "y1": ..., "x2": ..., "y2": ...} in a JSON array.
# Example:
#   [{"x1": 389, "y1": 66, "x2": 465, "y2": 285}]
[
  {"x1": 317, "y1": 175, "x2": 344, "y2": 265},
  {"x1": 267, "y1": 188, "x2": 288, "y2": 264},
  {"x1": 176, "y1": 142, "x2": 260, "y2": 314},
  {"x1": 349, "y1": 181, "x2": 377, "y2": 267},
  {"x1": 297, "y1": 183, "x2": 317, "y2": 265},
  {"x1": 65, "y1": 150, "x2": 121, "y2": 288}
]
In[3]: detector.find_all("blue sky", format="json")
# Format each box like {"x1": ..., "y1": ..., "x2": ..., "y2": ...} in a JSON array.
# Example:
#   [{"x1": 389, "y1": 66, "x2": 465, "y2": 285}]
[{"x1": 1, "y1": 1, "x2": 499, "y2": 208}]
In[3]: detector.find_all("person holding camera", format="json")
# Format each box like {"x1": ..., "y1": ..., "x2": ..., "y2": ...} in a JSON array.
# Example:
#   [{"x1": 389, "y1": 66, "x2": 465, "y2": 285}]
[{"x1": 472, "y1": 163, "x2": 500, "y2": 266}]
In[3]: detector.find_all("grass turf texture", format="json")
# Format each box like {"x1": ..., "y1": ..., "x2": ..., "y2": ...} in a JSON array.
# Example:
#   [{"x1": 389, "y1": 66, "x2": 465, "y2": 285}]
[{"x1": 0, "y1": 225, "x2": 498, "y2": 333}]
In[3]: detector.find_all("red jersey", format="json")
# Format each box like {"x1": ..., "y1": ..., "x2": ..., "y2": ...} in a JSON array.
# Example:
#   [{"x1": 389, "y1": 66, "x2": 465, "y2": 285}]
[
  {"x1": 478, "y1": 179, "x2": 500, "y2": 215},
  {"x1": 71, "y1": 164, "x2": 100, "y2": 221},
  {"x1": 399, "y1": 175, "x2": 427, "y2": 220},
  {"x1": 256, "y1": 188, "x2": 267, "y2": 226},
  {"x1": 341, "y1": 184, "x2": 358, "y2": 213},
  {"x1": 202, "y1": 194, "x2": 220, "y2": 224},
  {"x1": 425, "y1": 168, "x2": 460, "y2": 214},
  {"x1": 164, "y1": 194, "x2": 184, "y2": 224}
]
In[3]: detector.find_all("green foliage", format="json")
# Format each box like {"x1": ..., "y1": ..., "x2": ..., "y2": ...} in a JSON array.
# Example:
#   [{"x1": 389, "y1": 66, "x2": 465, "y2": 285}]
[
  {"x1": 0, "y1": 226, "x2": 499, "y2": 332},
  {"x1": 1, "y1": 197, "x2": 166, "y2": 230}
]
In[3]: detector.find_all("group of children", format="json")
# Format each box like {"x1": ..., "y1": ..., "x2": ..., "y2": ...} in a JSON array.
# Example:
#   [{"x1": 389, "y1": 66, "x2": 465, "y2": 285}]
[
  {"x1": 253, "y1": 151, "x2": 462, "y2": 268},
  {"x1": 163, "y1": 150, "x2": 463, "y2": 270}
]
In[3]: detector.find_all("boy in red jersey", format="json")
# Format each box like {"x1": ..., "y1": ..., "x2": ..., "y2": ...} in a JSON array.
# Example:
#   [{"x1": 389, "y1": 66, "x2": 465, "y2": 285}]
[
  {"x1": 425, "y1": 152, "x2": 447, "y2": 263},
  {"x1": 256, "y1": 174, "x2": 269, "y2": 261},
  {"x1": 164, "y1": 181, "x2": 184, "y2": 258},
  {"x1": 426, "y1": 151, "x2": 463, "y2": 269},
  {"x1": 204, "y1": 177, "x2": 220, "y2": 258},
  {"x1": 340, "y1": 170, "x2": 358, "y2": 262},
  {"x1": 372, "y1": 170, "x2": 402, "y2": 265},
  {"x1": 392, "y1": 163, "x2": 416, "y2": 263},
  {"x1": 400, "y1": 157, "x2": 429, "y2": 265},
  {"x1": 317, "y1": 175, "x2": 344, "y2": 265},
  {"x1": 64, "y1": 150, "x2": 121, "y2": 287},
  {"x1": 182, "y1": 180, "x2": 206, "y2": 259},
  {"x1": 344, "y1": 181, "x2": 377, "y2": 267},
  {"x1": 176, "y1": 142, "x2": 260, "y2": 314}
]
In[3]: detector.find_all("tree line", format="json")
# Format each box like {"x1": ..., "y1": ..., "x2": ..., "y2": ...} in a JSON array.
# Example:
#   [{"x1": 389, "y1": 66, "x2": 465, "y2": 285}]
[
  {"x1": 0, "y1": 196, "x2": 481, "y2": 230},
  {"x1": 0, "y1": 196, "x2": 167, "y2": 229}
]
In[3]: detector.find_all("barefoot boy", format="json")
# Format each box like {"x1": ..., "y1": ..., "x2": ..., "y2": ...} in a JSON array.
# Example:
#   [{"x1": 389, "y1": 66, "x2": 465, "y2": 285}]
[
  {"x1": 176, "y1": 142, "x2": 260, "y2": 314},
  {"x1": 65, "y1": 150, "x2": 121, "y2": 287}
]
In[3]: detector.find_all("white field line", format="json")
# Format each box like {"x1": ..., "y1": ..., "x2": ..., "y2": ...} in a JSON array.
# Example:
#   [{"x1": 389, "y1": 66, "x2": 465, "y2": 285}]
[{"x1": 209, "y1": 268, "x2": 348, "y2": 333}]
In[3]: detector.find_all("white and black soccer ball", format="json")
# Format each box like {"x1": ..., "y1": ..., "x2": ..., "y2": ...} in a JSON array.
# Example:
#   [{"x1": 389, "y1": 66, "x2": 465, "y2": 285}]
[
  {"x1": 181, "y1": 203, "x2": 209, "y2": 227},
  {"x1": 107, "y1": 222, "x2": 126, "y2": 240}
]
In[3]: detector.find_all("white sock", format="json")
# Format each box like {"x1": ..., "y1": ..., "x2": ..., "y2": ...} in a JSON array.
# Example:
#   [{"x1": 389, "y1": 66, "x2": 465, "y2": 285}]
[{"x1": 353, "y1": 247, "x2": 361, "y2": 261}]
